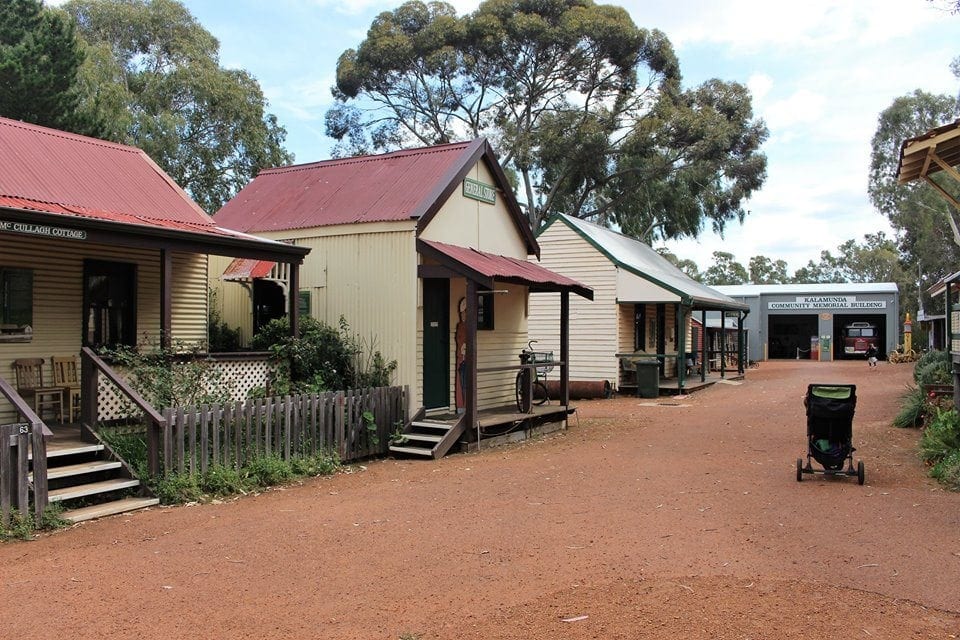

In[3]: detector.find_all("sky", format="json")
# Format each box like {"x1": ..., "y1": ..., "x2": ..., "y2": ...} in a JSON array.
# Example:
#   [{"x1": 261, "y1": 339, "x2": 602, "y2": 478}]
[{"x1": 70, "y1": 0, "x2": 960, "y2": 274}]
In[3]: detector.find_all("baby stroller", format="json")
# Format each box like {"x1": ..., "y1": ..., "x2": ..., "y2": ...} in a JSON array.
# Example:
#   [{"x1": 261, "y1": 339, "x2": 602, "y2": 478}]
[{"x1": 796, "y1": 383, "x2": 864, "y2": 484}]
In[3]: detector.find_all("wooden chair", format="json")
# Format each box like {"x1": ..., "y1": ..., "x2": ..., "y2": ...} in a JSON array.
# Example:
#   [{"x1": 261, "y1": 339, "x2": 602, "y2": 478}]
[
  {"x1": 52, "y1": 355, "x2": 81, "y2": 423},
  {"x1": 12, "y1": 358, "x2": 63, "y2": 423}
]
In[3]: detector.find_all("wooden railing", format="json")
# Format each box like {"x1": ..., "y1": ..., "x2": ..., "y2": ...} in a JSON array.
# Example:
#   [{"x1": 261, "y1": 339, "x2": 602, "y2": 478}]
[
  {"x1": 0, "y1": 375, "x2": 50, "y2": 525},
  {"x1": 80, "y1": 347, "x2": 167, "y2": 476}
]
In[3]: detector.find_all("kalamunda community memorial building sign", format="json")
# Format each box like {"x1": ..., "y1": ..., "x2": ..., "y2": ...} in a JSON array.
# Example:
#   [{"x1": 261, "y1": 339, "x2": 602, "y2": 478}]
[
  {"x1": 713, "y1": 283, "x2": 900, "y2": 361},
  {"x1": 769, "y1": 296, "x2": 887, "y2": 310}
]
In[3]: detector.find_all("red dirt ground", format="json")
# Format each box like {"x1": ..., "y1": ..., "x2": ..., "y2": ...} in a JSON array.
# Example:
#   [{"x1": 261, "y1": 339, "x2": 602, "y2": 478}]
[{"x1": 2, "y1": 360, "x2": 960, "y2": 640}]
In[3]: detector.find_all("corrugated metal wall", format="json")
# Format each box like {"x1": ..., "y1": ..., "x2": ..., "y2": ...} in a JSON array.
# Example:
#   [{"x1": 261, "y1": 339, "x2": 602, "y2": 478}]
[
  {"x1": 208, "y1": 254, "x2": 253, "y2": 344},
  {"x1": 1, "y1": 235, "x2": 208, "y2": 421},
  {"x1": 528, "y1": 222, "x2": 618, "y2": 384}
]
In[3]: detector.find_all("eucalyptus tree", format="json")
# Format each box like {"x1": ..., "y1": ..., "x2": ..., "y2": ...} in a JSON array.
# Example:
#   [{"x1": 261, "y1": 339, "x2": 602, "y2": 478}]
[
  {"x1": 328, "y1": 0, "x2": 768, "y2": 236},
  {"x1": 63, "y1": 0, "x2": 292, "y2": 212},
  {"x1": 701, "y1": 251, "x2": 748, "y2": 286}
]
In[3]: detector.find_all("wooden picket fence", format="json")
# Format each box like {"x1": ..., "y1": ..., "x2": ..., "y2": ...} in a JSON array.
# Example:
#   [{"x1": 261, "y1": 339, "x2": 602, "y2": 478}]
[{"x1": 159, "y1": 386, "x2": 408, "y2": 476}]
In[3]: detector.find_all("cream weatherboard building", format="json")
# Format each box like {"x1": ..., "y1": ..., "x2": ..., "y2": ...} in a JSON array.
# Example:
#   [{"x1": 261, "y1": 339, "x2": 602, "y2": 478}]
[
  {"x1": 0, "y1": 117, "x2": 308, "y2": 426},
  {"x1": 212, "y1": 139, "x2": 590, "y2": 454},
  {"x1": 528, "y1": 214, "x2": 748, "y2": 393}
]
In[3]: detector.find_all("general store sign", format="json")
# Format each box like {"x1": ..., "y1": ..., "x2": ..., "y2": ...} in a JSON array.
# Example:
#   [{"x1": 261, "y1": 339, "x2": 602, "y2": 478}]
[
  {"x1": 463, "y1": 178, "x2": 496, "y2": 204},
  {"x1": 768, "y1": 296, "x2": 886, "y2": 310},
  {"x1": 0, "y1": 220, "x2": 87, "y2": 240}
]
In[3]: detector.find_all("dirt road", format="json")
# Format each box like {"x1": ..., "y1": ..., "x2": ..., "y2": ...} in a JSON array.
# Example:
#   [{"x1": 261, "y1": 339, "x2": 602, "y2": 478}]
[{"x1": 2, "y1": 360, "x2": 959, "y2": 639}]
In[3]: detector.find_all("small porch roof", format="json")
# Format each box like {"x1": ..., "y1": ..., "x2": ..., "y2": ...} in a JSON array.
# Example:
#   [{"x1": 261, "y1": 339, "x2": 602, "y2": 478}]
[
  {"x1": 417, "y1": 239, "x2": 593, "y2": 300},
  {"x1": 222, "y1": 258, "x2": 277, "y2": 281}
]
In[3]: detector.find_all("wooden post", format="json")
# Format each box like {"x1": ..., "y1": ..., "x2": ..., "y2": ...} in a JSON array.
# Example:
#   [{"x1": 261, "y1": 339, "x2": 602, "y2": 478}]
[
  {"x1": 720, "y1": 313, "x2": 727, "y2": 379},
  {"x1": 737, "y1": 312, "x2": 745, "y2": 374},
  {"x1": 700, "y1": 310, "x2": 707, "y2": 382},
  {"x1": 466, "y1": 280, "x2": 478, "y2": 433},
  {"x1": 80, "y1": 349, "x2": 97, "y2": 435},
  {"x1": 160, "y1": 249, "x2": 173, "y2": 350},
  {"x1": 289, "y1": 262, "x2": 300, "y2": 339},
  {"x1": 677, "y1": 304, "x2": 687, "y2": 390},
  {"x1": 560, "y1": 291, "x2": 570, "y2": 407}
]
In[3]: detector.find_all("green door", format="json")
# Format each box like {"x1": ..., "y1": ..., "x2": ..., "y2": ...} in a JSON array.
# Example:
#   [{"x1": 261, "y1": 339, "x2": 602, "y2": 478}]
[{"x1": 422, "y1": 278, "x2": 450, "y2": 409}]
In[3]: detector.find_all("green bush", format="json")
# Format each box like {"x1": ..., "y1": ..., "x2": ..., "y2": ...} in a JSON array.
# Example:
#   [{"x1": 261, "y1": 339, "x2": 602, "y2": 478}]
[
  {"x1": 154, "y1": 473, "x2": 203, "y2": 504},
  {"x1": 0, "y1": 504, "x2": 67, "y2": 541},
  {"x1": 893, "y1": 386, "x2": 927, "y2": 428},
  {"x1": 202, "y1": 465, "x2": 247, "y2": 496},
  {"x1": 100, "y1": 430, "x2": 149, "y2": 479},
  {"x1": 243, "y1": 454, "x2": 294, "y2": 487},
  {"x1": 919, "y1": 408, "x2": 960, "y2": 466},
  {"x1": 102, "y1": 340, "x2": 230, "y2": 409},
  {"x1": 290, "y1": 450, "x2": 340, "y2": 476},
  {"x1": 930, "y1": 449, "x2": 960, "y2": 489},
  {"x1": 914, "y1": 349, "x2": 950, "y2": 382},
  {"x1": 251, "y1": 315, "x2": 396, "y2": 394},
  {"x1": 915, "y1": 359, "x2": 952, "y2": 388}
]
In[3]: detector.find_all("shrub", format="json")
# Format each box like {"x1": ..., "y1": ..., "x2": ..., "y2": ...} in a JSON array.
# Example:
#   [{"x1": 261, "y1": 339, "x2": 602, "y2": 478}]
[
  {"x1": 208, "y1": 288, "x2": 243, "y2": 352},
  {"x1": 930, "y1": 449, "x2": 960, "y2": 490},
  {"x1": 243, "y1": 454, "x2": 294, "y2": 487},
  {"x1": 154, "y1": 473, "x2": 203, "y2": 504},
  {"x1": 893, "y1": 386, "x2": 927, "y2": 428},
  {"x1": 103, "y1": 339, "x2": 230, "y2": 409},
  {"x1": 290, "y1": 450, "x2": 340, "y2": 476},
  {"x1": 100, "y1": 430, "x2": 148, "y2": 479},
  {"x1": 913, "y1": 349, "x2": 950, "y2": 384},
  {"x1": 202, "y1": 465, "x2": 247, "y2": 496},
  {"x1": 919, "y1": 408, "x2": 960, "y2": 467},
  {"x1": 0, "y1": 504, "x2": 67, "y2": 541},
  {"x1": 915, "y1": 359, "x2": 952, "y2": 388},
  {"x1": 251, "y1": 315, "x2": 396, "y2": 394}
]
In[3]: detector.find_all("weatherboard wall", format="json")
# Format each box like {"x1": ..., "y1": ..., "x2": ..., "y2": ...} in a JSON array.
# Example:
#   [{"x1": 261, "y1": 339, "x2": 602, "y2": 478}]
[
  {"x1": 418, "y1": 160, "x2": 528, "y2": 259},
  {"x1": 528, "y1": 221, "x2": 619, "y2": 385},
  {"x1": 0, "y1": 234, "x2": 208, "y2": 422}
]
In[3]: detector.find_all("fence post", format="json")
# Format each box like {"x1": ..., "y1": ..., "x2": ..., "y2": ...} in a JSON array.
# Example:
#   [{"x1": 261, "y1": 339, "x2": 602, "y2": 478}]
[{"x1": 336, "y1": 392, "x2": 346, "y2": 461}]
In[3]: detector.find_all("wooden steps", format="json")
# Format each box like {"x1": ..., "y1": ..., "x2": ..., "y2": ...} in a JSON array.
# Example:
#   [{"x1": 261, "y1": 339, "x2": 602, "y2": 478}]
[
  {"x1": 29, "y1": 424, "x2": 157, "y2": 523},
  {"x1": 61, "y1": 496, "x2": 160, "y2": 524},
  {"x1": 389, "y1": 415, "x2": 466, "y2": 459}
]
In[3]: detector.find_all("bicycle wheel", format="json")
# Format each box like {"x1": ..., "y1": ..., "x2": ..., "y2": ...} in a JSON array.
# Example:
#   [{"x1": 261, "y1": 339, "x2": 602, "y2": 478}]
[
  {"x1": 515, "y1": 370, "x2": 525, "y2": 412},
  {"x1": 532, "y1": 380, "x2": 549, "y2": 406}
]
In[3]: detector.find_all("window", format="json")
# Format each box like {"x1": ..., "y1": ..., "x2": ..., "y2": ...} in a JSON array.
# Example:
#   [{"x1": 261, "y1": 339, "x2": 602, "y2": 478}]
[
  {"x1": 83, "y1": 260, "x2": 136, "y2": 349},
  {"x1": 298, "y1": 290, "x2": 311, "y2": 318},
  {"x1": 0, "y1": 266, "x2": 33, "y2": 341},
  {"x1": 477, "y1": 287, "x2": 494, "y2": 330},
  {"x1": 633, "y1": 304, "x2": 645, "y2": 351}
]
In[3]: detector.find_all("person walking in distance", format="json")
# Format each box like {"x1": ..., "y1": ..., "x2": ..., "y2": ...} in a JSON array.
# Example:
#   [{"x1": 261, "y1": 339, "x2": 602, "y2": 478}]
[{"x1": 866, "y1": 344, "x2": 878, "y2": 368}]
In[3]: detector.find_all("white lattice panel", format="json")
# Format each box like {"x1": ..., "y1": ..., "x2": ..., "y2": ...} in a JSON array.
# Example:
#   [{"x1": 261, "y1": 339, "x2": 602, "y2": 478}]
[{"x1": 203, "y1": 357, "x2": 272, "y2": 403}]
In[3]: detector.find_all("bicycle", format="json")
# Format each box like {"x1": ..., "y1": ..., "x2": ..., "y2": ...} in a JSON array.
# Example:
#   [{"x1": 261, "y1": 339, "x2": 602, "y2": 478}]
[{"x1": 516, "y1": 340, "x2": 553, "y2": 412}]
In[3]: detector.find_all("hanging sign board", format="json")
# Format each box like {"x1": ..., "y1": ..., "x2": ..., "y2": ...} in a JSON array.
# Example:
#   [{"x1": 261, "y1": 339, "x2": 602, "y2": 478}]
[
  {"x1": 463, "y1": 178, "x2": 496, "y2": 205},
  {"x1": 768, "y1": 296, "x2": 886, "y2": 310},
  {"x1": 0, "y1": 220, "x2": 87, "y2": 240}
]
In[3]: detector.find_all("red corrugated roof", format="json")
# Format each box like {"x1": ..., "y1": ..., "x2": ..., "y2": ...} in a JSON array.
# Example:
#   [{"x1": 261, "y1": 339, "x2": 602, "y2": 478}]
[
  {"x1": 420, "y1": 240, "x2": 592, "y2": 299},
  {"x1": 222, "y1": 258, "x2": 276, "y2": 281},
  {"x1": 0, "y1": 116, "x2": 245, "y2": 239},
  {"x1": 215, "y1": 141, "x2": 477, "y2": 232}
]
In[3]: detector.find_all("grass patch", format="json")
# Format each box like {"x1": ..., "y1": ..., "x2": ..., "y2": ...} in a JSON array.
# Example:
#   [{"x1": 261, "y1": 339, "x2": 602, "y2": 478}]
[{"x1": 1, "y1": 503, "x2": 69, "y2": 542}]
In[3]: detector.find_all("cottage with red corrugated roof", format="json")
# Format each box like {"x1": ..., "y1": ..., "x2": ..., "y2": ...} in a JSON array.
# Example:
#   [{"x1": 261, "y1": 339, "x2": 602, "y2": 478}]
[
  {"x1": 212, "y1": 139, "x2": 592, "y2": 457},
  {"x1": 0, "y1": 116, "x2": 308, "y2": 522}
]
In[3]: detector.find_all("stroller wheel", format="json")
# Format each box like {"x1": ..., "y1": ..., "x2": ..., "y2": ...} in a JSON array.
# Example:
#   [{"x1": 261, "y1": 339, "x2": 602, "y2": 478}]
[
  {"x1": 796, "y1": 458, "x2": 803, "y2": 482},
  {"x1": 857, "y1": 460, "x2": 865, "y2": 485}
]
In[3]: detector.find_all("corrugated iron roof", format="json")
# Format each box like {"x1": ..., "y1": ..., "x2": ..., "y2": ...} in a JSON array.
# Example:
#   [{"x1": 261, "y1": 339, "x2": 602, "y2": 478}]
[
  {"x1": 419, "y1": 239, "x2": 592, "y2": 299},
  {"x1": 546, "y1": 214, "x2": 747, "y2": 311},
  {"x1": 222, "y1": 258, "x2": 276, "y2": 281},
  {"x1": 215, "y1": 141, "x2": 478, "y2": 232},
  {"x1": 0, "y1": 117, "x2": 214, "y2": 224}
]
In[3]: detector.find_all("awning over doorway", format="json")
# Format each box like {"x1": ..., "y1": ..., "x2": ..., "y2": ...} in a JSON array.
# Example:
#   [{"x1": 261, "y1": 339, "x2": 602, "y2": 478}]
[
  {"x1": 417, "y1": 239, "x2": 593, "y2": 300},
  {"x1": 222, "y1": 258, "x2": 277, "y2": 281}
]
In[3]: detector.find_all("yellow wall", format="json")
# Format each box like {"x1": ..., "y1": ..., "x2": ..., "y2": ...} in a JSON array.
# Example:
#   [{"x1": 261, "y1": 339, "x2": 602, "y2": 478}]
[
  {"x1": 209, "y1": 157, "x2": 535, "y2": 412},
  {"x1": 1, "y1": 234, "x2": 208, "y2": 422},
  {"x1": 528, "y1": 221, "x2": 618, "y2": 384},
  {"x1": 419, "y1": 161, "x2": 528, "y2": 259}
]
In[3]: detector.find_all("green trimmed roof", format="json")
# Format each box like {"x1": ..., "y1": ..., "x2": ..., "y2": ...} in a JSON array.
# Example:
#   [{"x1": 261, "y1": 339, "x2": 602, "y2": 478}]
[{"x1": 540, "y1": 214, "x2": 748, "y2": 311}]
